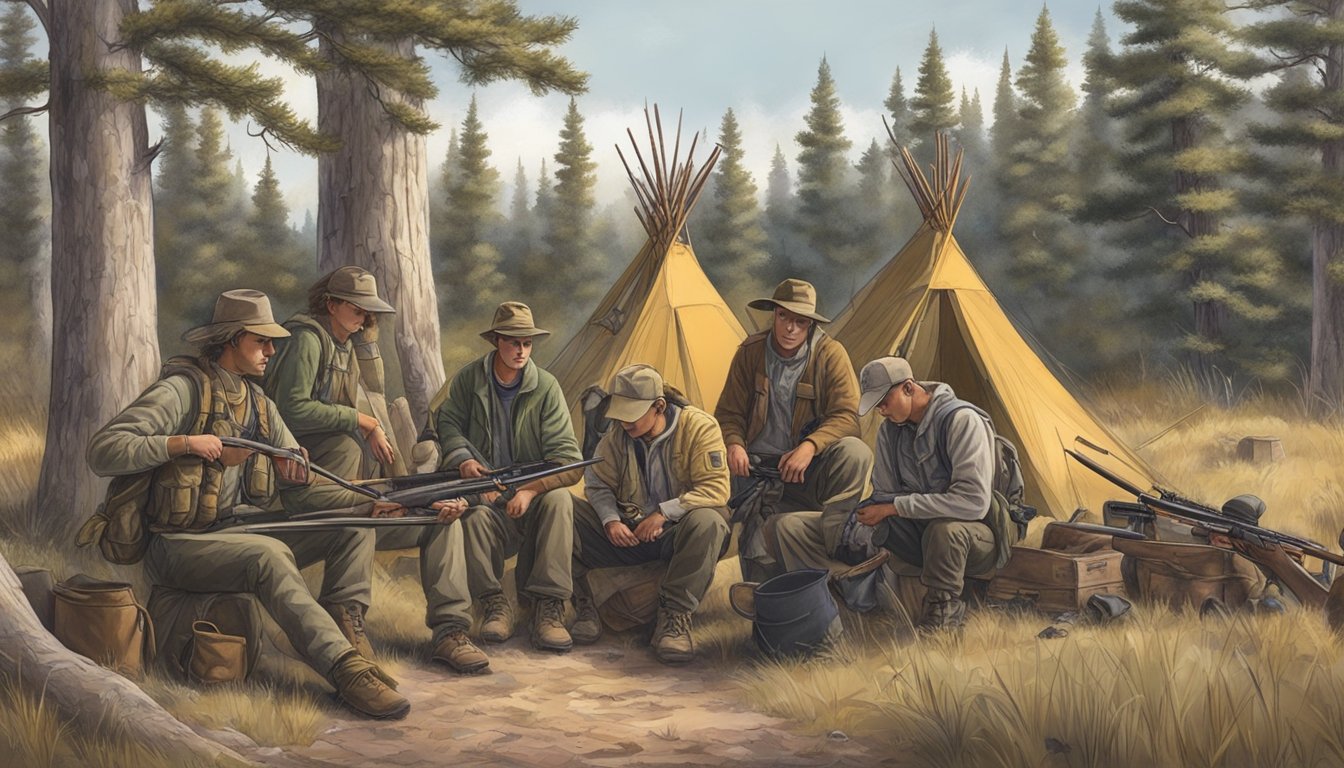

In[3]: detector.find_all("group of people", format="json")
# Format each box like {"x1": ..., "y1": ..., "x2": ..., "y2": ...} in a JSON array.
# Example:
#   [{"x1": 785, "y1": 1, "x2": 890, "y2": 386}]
[{"x1": 87, "y1": 268, "x2": 1012, "y2": 720}]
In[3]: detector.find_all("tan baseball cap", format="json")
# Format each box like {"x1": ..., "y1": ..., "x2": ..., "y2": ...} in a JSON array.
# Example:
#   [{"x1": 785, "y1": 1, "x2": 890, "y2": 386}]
[
  {"x1": 182, "y1": 289, "x2": 291, "y2": 345},
  {"x1": 480, "y1": 301, "x2": 551, "y2": 342},
  {"x1": 747, "y1": 278, "x2": 830, "y2": 323},
  {"x1": 858, "y1": 357, "x2": 914, "y2": 416},
  {"x1": 324, "y1": 266, "x2": 395, "y2": 314},
  {"x1": 605, "y1": 364, "x2": 664, "y2": 423}
]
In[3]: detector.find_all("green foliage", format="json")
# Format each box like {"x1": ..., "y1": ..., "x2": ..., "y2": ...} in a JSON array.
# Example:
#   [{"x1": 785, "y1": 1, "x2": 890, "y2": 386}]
[
  {"x1": 762, "y1": 144, "x2": 799, "y2": 286},
  {"x1": 909, "y1": 29, "x2": 958, "y2": 146},
  {"x1": 990, "y1": 48, "x2": 1018, "y2": 160},
  {"x1": 794, "y1": 57, "x2": 860, "y2": 305},
  {"x1": 436, "y1": 96, "x2": 506, "y2": 322},
  {"x1": 0, "y1": 2, "x2": 45, "y2": 359},
  {"x1": 535, "y1": 99, "x2": 601, "y2": 330},
  {"x1": 703, "y1": 108, "x2": 769, "y2": 308},
  {"x1": 884, "y1": 67, "x2": 911, "y2": 146}
]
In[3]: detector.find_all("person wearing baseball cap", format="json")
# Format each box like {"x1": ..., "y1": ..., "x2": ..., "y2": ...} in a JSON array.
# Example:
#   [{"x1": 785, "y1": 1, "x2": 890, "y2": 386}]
[
  {"x1": 851, "y1": 356, "x2": 999, "y2": 632},
  {"x1": 570, "y1": 364, "x2": 732, "y2": 664},
  {"x1": 89, "y1": 289, "x2": 412, "y2": 718},
  {"x1": 714, "y1": 278, "x2": 873, "y2": 582},
  {"x1": 429, "y1": 301, "x2": 583, "y2": 658}
]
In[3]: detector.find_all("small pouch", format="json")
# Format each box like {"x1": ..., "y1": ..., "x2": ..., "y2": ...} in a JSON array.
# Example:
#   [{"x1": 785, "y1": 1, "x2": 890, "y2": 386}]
[
  {"x1": 152, "y1": 456, "x2": 204, "y2": 528},
  {"x1": 188, "y1": 620, "x2": 247, "y2": 685},
  {"x1": 243, "y1": 452, "x2": 275, "y2": 503}
]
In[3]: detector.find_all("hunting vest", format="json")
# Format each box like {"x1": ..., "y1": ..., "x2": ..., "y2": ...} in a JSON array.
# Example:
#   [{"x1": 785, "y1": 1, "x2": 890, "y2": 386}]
[
  {"x1": 275, "y1": 314, "x2": 360, "y2": 409},
  {"x1": 148, "y1": 356, "x2": 275, "y2": 533}
]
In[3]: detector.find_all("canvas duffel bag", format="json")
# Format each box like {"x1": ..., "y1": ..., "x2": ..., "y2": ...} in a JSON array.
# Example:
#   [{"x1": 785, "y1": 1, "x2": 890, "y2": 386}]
[
  {"x1": 1112, "y1": 538, "x2": 1265, "y2": 610},
  {"x1": 52, "y1": 575, "x2": 155, "y2": 679}
]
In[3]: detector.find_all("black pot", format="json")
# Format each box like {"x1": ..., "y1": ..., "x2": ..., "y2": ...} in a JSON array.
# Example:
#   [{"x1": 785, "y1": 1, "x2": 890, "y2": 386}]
[{"x1": 739, "y1": 568, "x2": 840, "y2": 657}]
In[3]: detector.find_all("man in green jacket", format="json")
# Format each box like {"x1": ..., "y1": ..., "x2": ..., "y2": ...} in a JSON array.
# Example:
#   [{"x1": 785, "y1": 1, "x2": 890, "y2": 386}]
[
  {"x1": 88, "y1": 289, "x2": 411, "y2": 719},
  {"x1": 431, "y1": 302, "x2": 583, "y2": 653},
  {"x1": 714, "y1": 278, "x2": 873, "y2": 581},
  {"x1": 570, "y1": 365, "x2": 731, "y2": 664},
  {"x1": 265, "y1": 267, "x2": 489, "y2": 674}
]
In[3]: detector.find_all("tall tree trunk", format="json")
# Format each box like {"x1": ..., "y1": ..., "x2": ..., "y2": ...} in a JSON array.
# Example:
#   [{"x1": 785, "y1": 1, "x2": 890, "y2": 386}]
[
  {"x1": 1310, "y1": 2, "x2": 1344, "y2": 413},
  {"x1": 0, "y1": 553, "x2": 245, "y2": 765},
  {"x1": 315, "y1": 34, "x2": 444, "y2": 424},
  {"x1": 28, "y1": 232, "x2": 51, "y2": 384},
  {"x1": 33, "y1": 0, "x2": 159, "y2": 539}
]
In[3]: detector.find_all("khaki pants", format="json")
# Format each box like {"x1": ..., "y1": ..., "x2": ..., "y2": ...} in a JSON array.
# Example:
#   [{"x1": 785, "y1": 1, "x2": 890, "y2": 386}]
[
  {"x1": 874, "y1": 517, "x2": 997, "y2": 599},
  {"x1": 743, "y1": 436, "x2": 872, "y2": 580},
  {"x1": 571, "y1": 497, "x2": 730, "y2": 614},
  {"x1": 460, "y1": 489, "x2": 574, "y2": 602},
  {"x1": 146, "y1": 528, "x2": 372, "y2": 675}
]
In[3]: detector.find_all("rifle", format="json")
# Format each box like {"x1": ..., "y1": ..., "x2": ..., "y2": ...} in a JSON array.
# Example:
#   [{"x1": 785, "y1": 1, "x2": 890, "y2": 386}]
[{"x1": 1065, "y1": 448, "x2": 1343, "y2": 608}]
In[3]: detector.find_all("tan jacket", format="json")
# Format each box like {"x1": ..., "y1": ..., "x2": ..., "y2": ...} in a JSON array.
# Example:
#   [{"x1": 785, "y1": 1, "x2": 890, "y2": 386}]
[
  {"x1": 714, "y1": 328, "x2": 860, "y2": 453},
  {"x1": 585, "y1": 405, "x2": 731, "y2": 525}
]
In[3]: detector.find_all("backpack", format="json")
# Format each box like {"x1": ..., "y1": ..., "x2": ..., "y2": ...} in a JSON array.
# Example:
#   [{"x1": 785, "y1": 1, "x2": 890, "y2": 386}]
[{"x1": 936, "y1": 401, "x2": 1037, "y2": 569}]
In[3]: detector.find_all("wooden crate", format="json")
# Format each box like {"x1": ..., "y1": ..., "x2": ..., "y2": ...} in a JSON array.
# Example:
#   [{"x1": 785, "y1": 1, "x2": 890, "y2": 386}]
[{"x1": 987, "y1": 545, "x2": 1126, "y2": 613}]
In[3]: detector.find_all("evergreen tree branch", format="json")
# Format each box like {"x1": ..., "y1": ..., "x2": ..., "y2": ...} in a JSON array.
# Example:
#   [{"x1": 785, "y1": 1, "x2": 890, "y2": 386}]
[
  {"x1": 21, "y1": 0, "x2": 45, "y2": 37},
  {"x1": 0, "y1": 100, "x2": 45, "y2": 121},
  {"x1": 1146, "y1": 206, "x2": 1195, "y2": 238}
]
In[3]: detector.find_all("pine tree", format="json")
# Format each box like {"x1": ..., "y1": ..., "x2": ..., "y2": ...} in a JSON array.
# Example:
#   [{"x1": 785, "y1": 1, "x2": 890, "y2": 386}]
[
  {"x1": 990, "y1": 49, "x2": 1018, "y2": 164},
  {"x1": 852, "y1": 139, "x2": 896, "y2": 292},
  {"x1": 242, "y1": 156, "x2": 312, "y2": 317},
  {"x1": 1097, "y1": 0, "x2": 1280, "y2": 380},
  {"x1": 541, "y1": 99, "x2": 601, "y2": 328},
  {"x1": 794, "y1": 57, "x2": 857, "y2": 303},
  {"x1": 502, "y1": 158, "x2": 533, "y2": 275},
  {"x1": 956, "y1": 86, "x2": 987, "y2": 161},
  {"x1": 884, "y1": 67, "x2": 912, "y2": 147},
  {"x1": 438, "y1": 96, "x2": 505, "y2": 320},
  {"x1": 763, "y1": 144, "x2": 797, "y2": 285},
  {"x1": 704, "y1": 108, "x2": 769, "y2": 307},
  {"x1": 1002, "y1": 6, "x2": 1081, "y2": 297},
  {"x1": 909, "y1": 29, "x2": 959, "y2": 148},
  {"x1": 1077, "y1": 9, "x2": 1117, "y2": 173},
  {"x1": 0, "y1": 2, "x2": 45, "y2": 364},
  {"x1": 250, "y1": 155, "x2": 289, "y2": 244},
  {"x1": 1244, "y1": 2, "x2": 1344, "y2": 402}
]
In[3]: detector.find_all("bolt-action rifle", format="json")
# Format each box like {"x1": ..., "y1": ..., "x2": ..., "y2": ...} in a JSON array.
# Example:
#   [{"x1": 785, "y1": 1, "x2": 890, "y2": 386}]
[{"x1": 1066, "y1": 448, "x2": 1344, "y2": 608}]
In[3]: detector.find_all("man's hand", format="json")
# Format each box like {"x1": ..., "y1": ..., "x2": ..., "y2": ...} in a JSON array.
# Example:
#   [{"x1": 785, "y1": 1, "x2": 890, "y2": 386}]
[
  {"x1": 480, "y1": 490, "x2": 500, "y2": 506},
  {"x1": 432, "y1": 498, "x2": 468, "y2": 524},
  {"x1": 458, "y1": 459, "x2": 488, "y2": 478},
  {"x1": 274, "y1": 448, "x2": 310, "y2": 483},
  {"x1": 633, "y1": 511, "x2": 666, "y2": 543},
  {"x1": 605, "y1": 520, "x2": 640, "y2": 548},
  {"x1": 504, "y1": 488, "x2": 537, "y2": 520},
  {"x1": 367, "y1": 427, "x2": 396, "y2": 467},
  {"x1": 727, "y1": 444, "x2": 750, "y2": 478},
  {"x1": 371, "y1": 501, "x2": 407, "y2": 518},
  {"x1": 186, "y1": 434, "x2": 223, "y2": 461},
  {"x1": 856, "y1": 503, "x2": 898, "y2": 527},
  {"x1": 778, "y1": 441, "x2": 817, "y2": 484}
]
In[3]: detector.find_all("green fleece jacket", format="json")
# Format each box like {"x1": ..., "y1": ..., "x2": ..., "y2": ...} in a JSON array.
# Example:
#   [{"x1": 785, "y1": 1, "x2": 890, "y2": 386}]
[{"x1": 431, "y1": 353, "x2": 582, "y2": 493}]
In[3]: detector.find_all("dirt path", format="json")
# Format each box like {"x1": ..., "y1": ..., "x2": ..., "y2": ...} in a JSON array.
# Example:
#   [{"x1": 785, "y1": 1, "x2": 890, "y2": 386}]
[{"x1": 249, "y1": 638, "x2": 878, "y2": 768}]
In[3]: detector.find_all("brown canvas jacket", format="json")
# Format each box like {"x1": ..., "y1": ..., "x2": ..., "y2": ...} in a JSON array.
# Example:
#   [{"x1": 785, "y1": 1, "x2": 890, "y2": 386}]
[{"x1": 714, "y1": 328, "x2": 860, "y2": 453}]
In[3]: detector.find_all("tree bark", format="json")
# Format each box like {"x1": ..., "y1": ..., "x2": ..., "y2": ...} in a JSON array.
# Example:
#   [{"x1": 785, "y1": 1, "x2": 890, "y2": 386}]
[
  {"x1": 33, "y1": 0, "x2": 159, "y2": 539},
  {"x1": 0, "y1": 552, "x2": 247, "y2": 765},
  {"x1": 316, "y1": 33, "x2": 444, "y2": 424},
  {"x1": 1309, "y1": 1, "x2": 1344, "y2": 413}
]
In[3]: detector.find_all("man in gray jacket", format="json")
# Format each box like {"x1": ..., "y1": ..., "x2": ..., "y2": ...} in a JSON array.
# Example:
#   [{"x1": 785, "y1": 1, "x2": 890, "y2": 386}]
[{"x1": 776, "y1": 356, "x2": 1000, "y2": 632}]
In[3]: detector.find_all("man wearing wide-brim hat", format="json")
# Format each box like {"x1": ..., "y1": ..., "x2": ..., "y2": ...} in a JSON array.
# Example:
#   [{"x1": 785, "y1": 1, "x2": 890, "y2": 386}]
[
  {"x1": 714, "y1": 278, "x2": 873, "y2": 582},
  {"x1": 88, "y1": 289, "x2": 412, "y2": 719},
  {"x1": 427, "y1": 301, "x2": 584, "y2": 654},
  {"x1": 569, "y1": 364, "x2": 732, "y2": 663},
  {"x1": 263, "y1": 266, "x2": 490, "y2": 675}
]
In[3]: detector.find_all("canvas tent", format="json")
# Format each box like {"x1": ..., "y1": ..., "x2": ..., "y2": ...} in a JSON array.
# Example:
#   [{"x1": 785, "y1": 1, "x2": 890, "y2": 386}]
[
  {"x1": 547, "y1": 108, "x2": 746, "y2": 444},
  {"x1": 829, "y1": 134, "x2": 1154, "y2": 520}
]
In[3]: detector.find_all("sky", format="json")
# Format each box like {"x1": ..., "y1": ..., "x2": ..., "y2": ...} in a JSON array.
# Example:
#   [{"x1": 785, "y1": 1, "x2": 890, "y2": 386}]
[{"x1": 141, "y1": 1, "x2": 1117, "y2": 226}]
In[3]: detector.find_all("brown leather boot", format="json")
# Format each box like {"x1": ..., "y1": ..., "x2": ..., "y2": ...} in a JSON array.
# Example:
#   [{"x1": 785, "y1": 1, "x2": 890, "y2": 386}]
[
  {"x1": 651, "y1": 607, "x2": 694, "y2": 664},
  {"x1": 325, "y1": 602, "x2": 375, "y2": 659},
  {"x1": 570, "y1": 596, "x2": 602, "y2": 646},
  {"x1": 431, "y1": 630, "x2": 490, "y2": 674},
  {"x1": 478, "y1": 593, "x2": 515, "y2": 644},
  {"x1": 329, "y1": 651, "x2": 409, "y2": 720},
  {"x1": 531, "y1": 597, "x2": 572, "y2": 652},
  {"x1": 915, "y1": 596, "x2": 966, "y2": 635}
]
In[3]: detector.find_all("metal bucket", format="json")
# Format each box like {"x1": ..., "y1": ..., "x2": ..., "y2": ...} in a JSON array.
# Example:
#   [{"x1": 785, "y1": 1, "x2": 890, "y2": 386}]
[{"x1": 730, "y1": 568, "x2": 840, "y2": 657}]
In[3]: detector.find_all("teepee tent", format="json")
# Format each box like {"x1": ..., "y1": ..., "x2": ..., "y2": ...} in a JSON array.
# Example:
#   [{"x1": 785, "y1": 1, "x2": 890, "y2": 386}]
[
  {"x1": 547, "y1": 107, "x2": 746, "y2": 441},
  {"x1": 830, "y1": 133, "x2": 1154, "y2": 520}
]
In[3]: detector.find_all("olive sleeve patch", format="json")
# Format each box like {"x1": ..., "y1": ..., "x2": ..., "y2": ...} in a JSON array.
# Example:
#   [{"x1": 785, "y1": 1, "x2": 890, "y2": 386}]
[{"x1": 709, "y1": 451, "x2": 724, "y2": 469}]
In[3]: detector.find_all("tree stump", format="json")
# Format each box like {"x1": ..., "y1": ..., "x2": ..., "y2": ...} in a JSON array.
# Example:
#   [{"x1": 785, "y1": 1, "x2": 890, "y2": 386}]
[{"x1": 1237, "y1": 436, "x2": 1285, "y2": 464}]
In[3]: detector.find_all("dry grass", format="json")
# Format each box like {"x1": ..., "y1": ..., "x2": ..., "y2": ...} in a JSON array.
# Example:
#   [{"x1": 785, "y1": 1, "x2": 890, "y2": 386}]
[{"x1": 140, "y1": 675, "x2": 328, "y2": 748}]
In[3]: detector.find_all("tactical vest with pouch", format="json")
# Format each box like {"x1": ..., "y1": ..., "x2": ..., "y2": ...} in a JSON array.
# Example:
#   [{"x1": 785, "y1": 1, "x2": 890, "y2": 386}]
[{"x1": 77, "y1": 357, "x2": 275, "y2": 564}]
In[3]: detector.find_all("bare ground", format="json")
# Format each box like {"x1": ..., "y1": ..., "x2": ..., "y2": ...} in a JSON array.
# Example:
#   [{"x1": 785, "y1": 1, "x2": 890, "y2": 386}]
[{"x1": 242, "y1": 637, "x2": 881, "y2": 768}]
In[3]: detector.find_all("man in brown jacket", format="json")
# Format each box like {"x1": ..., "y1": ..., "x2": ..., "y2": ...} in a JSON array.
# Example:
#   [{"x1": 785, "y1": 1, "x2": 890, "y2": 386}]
[
  {"x1": 715, "y1": 279, "x2": 872, "y2": 581},
  {"x1": 570, "y1": 365, "x2": 731, "y2": 664}
]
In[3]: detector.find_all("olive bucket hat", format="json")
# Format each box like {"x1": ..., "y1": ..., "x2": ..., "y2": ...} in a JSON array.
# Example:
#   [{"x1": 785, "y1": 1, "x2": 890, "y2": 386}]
[
  {"x1": 324, "y1": 266, "x2": 395, "y2": 314},
  {"x1": 182, "y1": 289, "x2": 291, "y2": 345},
  {"x1": 480, "y1": 301, "x2": 551, "y2": 342}
]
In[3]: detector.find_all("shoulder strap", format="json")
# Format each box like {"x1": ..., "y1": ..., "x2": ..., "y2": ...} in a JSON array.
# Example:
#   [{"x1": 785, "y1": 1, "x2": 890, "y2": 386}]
[
  {"x1": 934, "y1": 400, "x2": 990, "y2": 475},
  {"x1": 247, "y1": 381, "x2": 271, "y2": 439},
  {"x1": 161, "y1": 355, "x2": 213, "y2": 435}
]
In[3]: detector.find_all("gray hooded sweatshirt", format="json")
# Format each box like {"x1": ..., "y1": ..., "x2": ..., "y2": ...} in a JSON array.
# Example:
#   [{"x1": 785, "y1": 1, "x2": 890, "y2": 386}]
[{"x1": 871, "y1": 382, "x2": 995, "y2": 521}]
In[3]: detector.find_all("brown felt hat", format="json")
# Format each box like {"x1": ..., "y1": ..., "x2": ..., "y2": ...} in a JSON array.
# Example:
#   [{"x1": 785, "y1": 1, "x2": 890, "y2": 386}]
[
  {"x1": 182, "y1": 289, "x2": 290, "y2": 345},
  {"x1": 480, "y1": 301, "x2": 551, "y2": 342},
  {"x1": 324, "y1": 266, "x2": 395, "y2": 314},
  {"x1": 747, "y1": 278, "x2": 830, "y2": 323}
]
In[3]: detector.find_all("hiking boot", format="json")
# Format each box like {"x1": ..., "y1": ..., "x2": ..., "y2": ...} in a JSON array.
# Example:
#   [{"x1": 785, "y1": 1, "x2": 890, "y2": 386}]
[
  {"x1": 570, "y1": 596, "x2": 602, "y2": 645},
  {"x1": 431, "y1": 630, "x2": 491, "y2": 674},
  {"x1": 325, "y1": 601, "x2": 375, "y2": 659},
  {"x1": 651, "y1": 607, "x2": 694, "y2": 664},
  {"x1": 916, "y1": 597, "x2": 966, "y2": 635},
  {"x1": 478, "y1": 593, "x2": 515, "y2": 643},
  {"x1": 329, "y1": 651, "x2": 409, "y2": 720},
  {"x1": 531, "y1": 597, "x2": 573, "y2": 652}
]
